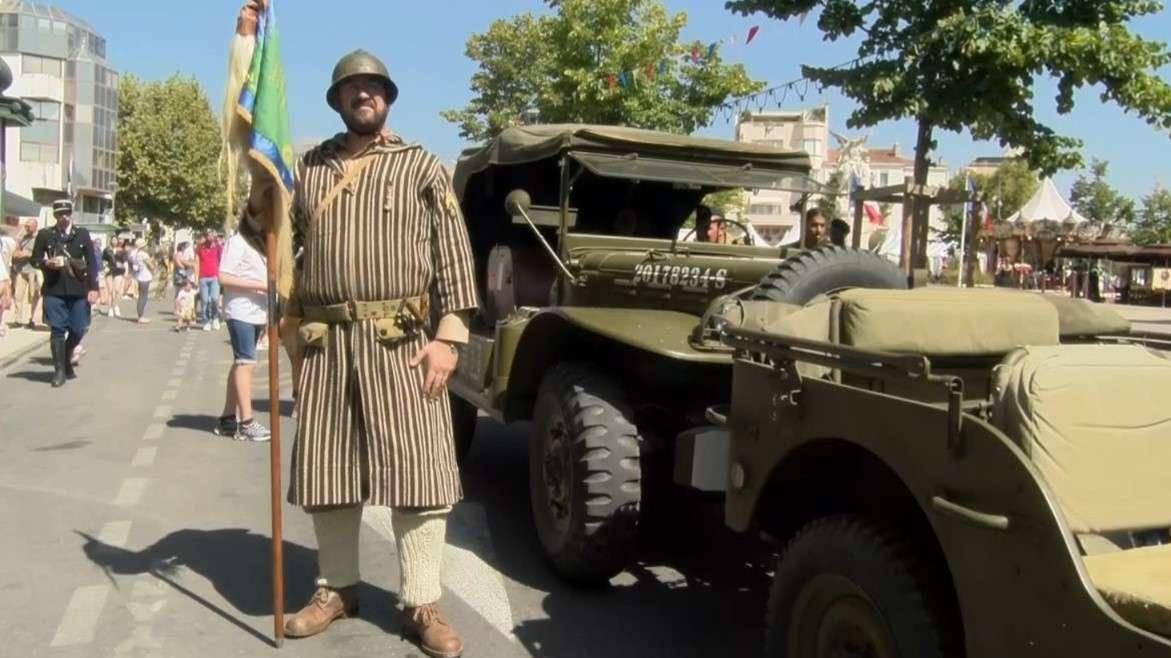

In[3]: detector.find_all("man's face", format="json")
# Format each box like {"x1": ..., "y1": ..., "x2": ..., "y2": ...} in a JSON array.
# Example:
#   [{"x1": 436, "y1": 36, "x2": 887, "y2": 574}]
[
  {"x1": 54, "y1": 212, "x2": 71, "y2": 229},
  {"x1": 706, "y1": 218, "x2": 724, "y2": 243},
  {"x1": 25, "y1": 220, "x2": 37, "y2": 235},
  {"x1": 807, "y1": 215, "x2": 827, "y2": 242},
  {"x1": 337, "y1": 75, "x2": 390, "y2": 136}
]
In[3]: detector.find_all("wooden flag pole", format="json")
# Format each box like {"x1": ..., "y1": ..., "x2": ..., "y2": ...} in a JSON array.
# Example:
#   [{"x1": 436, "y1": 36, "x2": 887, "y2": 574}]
[{"x1": 265, "y1": 222, "x2": 285, "y2": 647}]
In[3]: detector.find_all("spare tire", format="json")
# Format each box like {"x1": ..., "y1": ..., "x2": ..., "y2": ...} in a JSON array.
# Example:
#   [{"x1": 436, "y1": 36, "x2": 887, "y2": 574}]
[{"x1": 752, "y1": 246, "x2": 907, "y2": 304}]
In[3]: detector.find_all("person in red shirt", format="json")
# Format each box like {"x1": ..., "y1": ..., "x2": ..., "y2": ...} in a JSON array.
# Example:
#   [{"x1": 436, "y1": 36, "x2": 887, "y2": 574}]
[{"x1": 194, "y1": 229, "x2": 224, "y2": 330}]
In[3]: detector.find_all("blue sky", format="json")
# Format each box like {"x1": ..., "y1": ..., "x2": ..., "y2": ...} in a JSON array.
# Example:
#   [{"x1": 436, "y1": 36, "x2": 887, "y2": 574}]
[{"x1": 49, "y1": 0, "x2": 1171, "y2": 200}]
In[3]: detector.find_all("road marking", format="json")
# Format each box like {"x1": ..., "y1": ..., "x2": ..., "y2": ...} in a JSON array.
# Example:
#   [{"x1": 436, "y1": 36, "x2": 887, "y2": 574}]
[
  {"x1": 113, "y1": 478, "x2": 149, "y2": 507},
  {"x1": 97, "y1": 520, "x2": 133, "y2": 548},
  {"x1": 363, "y1": 503, "x2": 515, "y2": 639},
  {"x1": 175, "y1": 360, "x2": 188, "y2": 369},
  {"x1": 160, "y1": 389, "x2": 178, "y2": 401},
  {"x1": 131, "y1": 447, "x2": 157, "y2": 468},
  {"x1": 166, "y1": 378, "x2": 182, "y2": 388},
  {"x1": 152, "y1": 405, "x2": 171, "y2": 419},
  {"x1": 142, "y1": 424, "x2": 165, "y2": 441},
  {"x1": 50, "y1": 585, "x2": 110, "y2": 647},
  {"x1": 170, "y1": 367, "x2": 185, "y2": 377}
]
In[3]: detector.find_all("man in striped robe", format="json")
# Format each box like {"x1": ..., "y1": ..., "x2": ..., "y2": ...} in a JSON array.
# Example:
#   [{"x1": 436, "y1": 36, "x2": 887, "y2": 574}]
[{"x1": 240, "y1": 10, "x2": 478, "y2": 653}]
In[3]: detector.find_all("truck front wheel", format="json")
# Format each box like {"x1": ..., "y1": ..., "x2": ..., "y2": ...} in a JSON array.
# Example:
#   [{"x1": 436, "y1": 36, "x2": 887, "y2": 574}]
[
  {"x1": 530, "y1": 363, "x2": 642, "y2": 583},
  {"x1": 767, "y1": 515, "x2": 952, "y2": 658}
]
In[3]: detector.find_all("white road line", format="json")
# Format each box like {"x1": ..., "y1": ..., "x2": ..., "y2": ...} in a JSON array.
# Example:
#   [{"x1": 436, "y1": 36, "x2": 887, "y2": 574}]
[
  {"x1": 113, "y1": 478, "x2": 149, "y2": 507},
  {"x1": 166, "y1": 378, "x2": 182, "y2": 388},
  {"x1": 160, "y1": 390, "x2": 178, "y2": 401},
  {"x1": 175, "y1": 360, "x2": 188, "y2": 369},
  {"x1": 141, "y1": 424, "x2": 165, "y2": 441},
  {"x1": 152, "y1": 405, "x2": 171, "y2": 419},
  {"x1": 170, "y1": 368, "x2": 185, "y2": 377},
  {"x1": 363, "y1": 504, "x2": 515, "y2": 639},
  {"x1": 131, "y1": 447, "x2": 157, "y2": 468},
  {"x1": 97, "y1": 520, "x2": 133, "y2": 548},
  {"x1": 50, "y1": 585, "x2": 110, "y2": 647}
]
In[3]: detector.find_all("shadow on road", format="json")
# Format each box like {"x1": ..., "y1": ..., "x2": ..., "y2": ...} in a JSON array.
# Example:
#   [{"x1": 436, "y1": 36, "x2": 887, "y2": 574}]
[
  {"x1": 166, "y1": 414, "x2": 220, "y2": 434},
  {"x1": 77, "y1": 528, "x2": 400, "y2": 648},
  {"x1": 6, "y1": 369, "x2": 53, "y2": 384},
  {"x1": 456, "y1": 418, "x2": 774, "y2": 658}
]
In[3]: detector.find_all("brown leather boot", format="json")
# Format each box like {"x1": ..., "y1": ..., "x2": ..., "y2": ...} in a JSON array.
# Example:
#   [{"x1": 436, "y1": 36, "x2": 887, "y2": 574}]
[
  {"x1": 284, "y1": 585, "x2": 358, "y2": 638},
  {"x1": 403, "y1": 603, "x2": 463, "y2": 658}
]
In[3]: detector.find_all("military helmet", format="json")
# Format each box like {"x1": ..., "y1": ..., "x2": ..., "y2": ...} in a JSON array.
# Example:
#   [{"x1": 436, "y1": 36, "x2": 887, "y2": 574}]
[{"x1": 326, "y1": 49, "x2": 398, "y2": 111}]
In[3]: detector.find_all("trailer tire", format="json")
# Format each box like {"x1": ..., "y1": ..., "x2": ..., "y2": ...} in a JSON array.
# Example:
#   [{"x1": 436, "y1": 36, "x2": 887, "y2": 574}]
[
  {"x1": 530, "y1": 362, "x2": 642, "y2": 584},
  {"x1": 752, "y1": 246, "x2": 907, "y2": 304}
]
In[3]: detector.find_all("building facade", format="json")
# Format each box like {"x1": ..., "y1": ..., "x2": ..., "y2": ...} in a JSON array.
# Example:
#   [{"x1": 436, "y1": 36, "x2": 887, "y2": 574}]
[{"x1": 0, "y1": 1, "x2": 115, "y2": 236}]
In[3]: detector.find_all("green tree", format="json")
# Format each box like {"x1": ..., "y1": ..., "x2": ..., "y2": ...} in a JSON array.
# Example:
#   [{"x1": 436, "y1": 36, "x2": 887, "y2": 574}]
[
  {"x1": 816, "y1": 170, "x2": 845, "y2": 220},
  {"x1": 703, "y1": 188, "x2": 747, "y2": 217},
  {"x1": 116, "y1": 75, "x2": 225, "y2": 230},
  {"x1": 936, "y1": 161, "x2": 1039, "y2": 246},
  {"x1": 726, "y1": 0, "x2": 1171, "y2": 264},
  {"x1": 1133, "y1": 185, "x2": 1171, "y2": 245},
  {"x1": 442, "y1": 0, "x2": 765, "y2": 141},
  {"x1": 1069, "y1": 159, "x2": 1136, "y2": 227}
]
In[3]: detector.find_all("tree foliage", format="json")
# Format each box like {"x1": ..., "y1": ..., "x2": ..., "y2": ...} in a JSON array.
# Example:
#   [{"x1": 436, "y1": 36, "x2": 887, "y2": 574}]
[
  {"x1": 726, "y1": 0, "x2": 1171, "y2": 263},
  {"x1": 442, "y1": 0, "x2": 765, "y2": 141},
  {"x1": 1069, "y1": 159, "x2": 1136, "y2": 226},
  {"x1": 1133, "y1": 184, "x2": 1171, "y2": 245},
  {"x1": 116, "y1": 75, "x2": 225, "y2": 230},
  {"x1": 937, "y1": 160, "x2": 1040, "y2": 247},
  {"x1": 816, "y1": 170, "x2": 845, "y2": 220}
]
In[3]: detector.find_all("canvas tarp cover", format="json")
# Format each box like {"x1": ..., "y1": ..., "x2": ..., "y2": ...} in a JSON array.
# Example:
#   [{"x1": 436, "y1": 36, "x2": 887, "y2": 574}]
[
  {"x1": 992, "y1": 344, "x2": 1171, "y2": 534},
  {"x1": 453, "y1": 124, "x2": 812, "y2": 198}
]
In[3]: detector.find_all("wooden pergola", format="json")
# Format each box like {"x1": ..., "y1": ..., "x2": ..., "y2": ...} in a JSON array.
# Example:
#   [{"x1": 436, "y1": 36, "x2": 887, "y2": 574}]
[{"x1": 849, "y1": 175, "x2": 979, "y2": 284}]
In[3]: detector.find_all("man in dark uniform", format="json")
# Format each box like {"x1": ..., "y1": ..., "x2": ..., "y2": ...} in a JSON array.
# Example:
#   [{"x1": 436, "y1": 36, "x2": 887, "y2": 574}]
[{"x1": 32, "y1": 200, "x2": 99, "y2": 387}]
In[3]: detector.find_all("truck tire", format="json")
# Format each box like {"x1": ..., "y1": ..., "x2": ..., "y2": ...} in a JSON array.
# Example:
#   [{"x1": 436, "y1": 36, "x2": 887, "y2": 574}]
[
  {"x1": 766, "y1": 515, "x2": 951, "y2": 658},
  {"x1": 530, "y1": 363, "x2": 641, "y2": 583},
  {"x1": 752, "y1": 246, "x2": 906, "y2": 304},
  {"x1": 449, "y1": 393, "x2": 478, "y2": 465}
]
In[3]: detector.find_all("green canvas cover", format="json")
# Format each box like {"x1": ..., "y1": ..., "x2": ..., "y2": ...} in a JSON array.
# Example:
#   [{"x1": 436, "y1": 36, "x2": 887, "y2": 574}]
[
  {"x1": 453, "y1": 124, "x2": 812, "y2": 198},
  {"x1": 1085, "y1": 543, "x2": 1171, "y2": 638},
  {"x1": 992, "y1": 344, "x2": 1171, "y2": 534},
  {"x1": 836, "y1": 288, "x2": 1060, "y2": 356},
  {"x1": 1040, "y1": 294, "x2": 1132, "y2": 337}
]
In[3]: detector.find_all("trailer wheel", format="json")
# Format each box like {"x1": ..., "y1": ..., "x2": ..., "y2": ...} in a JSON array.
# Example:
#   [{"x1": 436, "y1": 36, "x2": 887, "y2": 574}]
[
  {"x1": 753, "y1": 246, "x2": 906, "y2": 304},
  {"x1": 449, "y1": 393, "x2": 478, "y2": 465},
  {"x1": 530, "y1": 363, "x2": 642, "y2": 583},
  {"x1": 766, "y1": 515, "x2": 952, "y2": 658}
]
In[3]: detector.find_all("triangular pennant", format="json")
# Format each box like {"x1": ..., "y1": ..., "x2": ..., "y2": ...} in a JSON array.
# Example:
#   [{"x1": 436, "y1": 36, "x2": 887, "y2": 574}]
[
  {"x1": 657, "y1": 60, "x2": 669, "y2": 76},
  {"x1": 746, "y1": 25, "x2": 760, "y2": 44},
  {"x1": 690, "y1": 45, "x2": 700, "y2": 63},
  {"x1": 707, "y1": 43, "x2": 718, "y2": 60},
  {"x1": 607, "y1": 73, "x2": 617, "y2": 90},
  {"x1": 645, "y1": 62, "x2": 655, "y2": 81},
  {"x1": 617, "y1": 71, "x2": 628, "y2": 88}
]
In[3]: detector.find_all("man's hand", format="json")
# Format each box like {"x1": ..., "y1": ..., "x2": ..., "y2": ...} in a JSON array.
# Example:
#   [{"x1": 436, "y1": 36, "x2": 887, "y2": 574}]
[
  {"x1": 409, "y1": 340, "x2": 459, "y2": 400},
  {"x1": 43, "y1": 256, "x2": 63, "y2": 270},
  {"x1": 87, "y1": 291, "x2": 99, "y2": 305},
  {"x1": 237, "y1": 1, "x2": 265, "y2": 36}
]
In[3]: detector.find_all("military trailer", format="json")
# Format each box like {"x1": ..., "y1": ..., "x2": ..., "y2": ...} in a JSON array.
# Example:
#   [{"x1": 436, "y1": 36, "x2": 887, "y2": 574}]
[
  {"x1": 449, "y1": 124, "x2": 906, "y2": 582},
  {"x1": 716, "y1": 288, "x2": 1171, "y2": 656}
]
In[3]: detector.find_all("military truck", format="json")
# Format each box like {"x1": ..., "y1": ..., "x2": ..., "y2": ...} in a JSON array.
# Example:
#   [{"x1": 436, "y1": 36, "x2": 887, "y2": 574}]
[
  {"x1": 449, "y1": 124, "x2": 905, "y2": 582},
  {"x1": 716, "y1": 287, "x2": 1171, "y2": 656}
]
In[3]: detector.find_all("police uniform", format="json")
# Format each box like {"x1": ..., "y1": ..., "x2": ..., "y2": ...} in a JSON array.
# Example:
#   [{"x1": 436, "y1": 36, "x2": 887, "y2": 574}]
[
  {"x1": 264, "y1": 50, "x2": 477, "y2": 657},
  {"x1": 31, "y1": 200, "x2": 99, "y2": 387}
]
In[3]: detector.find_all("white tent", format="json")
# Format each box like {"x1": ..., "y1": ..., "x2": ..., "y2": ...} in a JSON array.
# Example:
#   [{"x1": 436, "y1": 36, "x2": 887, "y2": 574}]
[{"x1": 1006, "y1": 178, "x2": 1088, "y2": 225}]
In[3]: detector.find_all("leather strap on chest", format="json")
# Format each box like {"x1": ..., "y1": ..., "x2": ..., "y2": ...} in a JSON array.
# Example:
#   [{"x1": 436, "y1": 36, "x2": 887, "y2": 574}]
[{"x1": 311, "y1": 155, "x2": 379, "y2": 225}]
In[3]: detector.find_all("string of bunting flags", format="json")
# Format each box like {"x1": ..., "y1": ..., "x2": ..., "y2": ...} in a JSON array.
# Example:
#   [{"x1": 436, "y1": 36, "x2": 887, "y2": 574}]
[
  {"x1": 709, "y1": 56, "x2": 867, "y2": 122},
  {"x1": 603, "y1": 23, "x2": 763, "y2": 91}
]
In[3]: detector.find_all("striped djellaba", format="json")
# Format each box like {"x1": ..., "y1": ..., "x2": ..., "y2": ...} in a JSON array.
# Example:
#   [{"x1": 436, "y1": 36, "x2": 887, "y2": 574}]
[{"x1": 287, "y1": 131, "x2": 479, "y2": 509}]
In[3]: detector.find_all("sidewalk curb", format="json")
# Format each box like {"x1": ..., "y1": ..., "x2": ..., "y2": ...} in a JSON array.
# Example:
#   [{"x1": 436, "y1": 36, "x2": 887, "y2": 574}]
[{"x1": 0, "y1": 335, "x2": 48, "y2": 370}]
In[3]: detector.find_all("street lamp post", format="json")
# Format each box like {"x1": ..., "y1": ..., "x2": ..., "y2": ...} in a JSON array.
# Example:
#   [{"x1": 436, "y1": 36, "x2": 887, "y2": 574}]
[{"x1": 0, "y1": 58, "x2": 34, "y2": 225}]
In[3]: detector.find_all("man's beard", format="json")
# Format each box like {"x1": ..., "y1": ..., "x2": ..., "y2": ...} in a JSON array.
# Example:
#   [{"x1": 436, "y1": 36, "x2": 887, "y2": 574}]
[{"x1": 340, "y1": 102, "x2": 388, "y2": 136}]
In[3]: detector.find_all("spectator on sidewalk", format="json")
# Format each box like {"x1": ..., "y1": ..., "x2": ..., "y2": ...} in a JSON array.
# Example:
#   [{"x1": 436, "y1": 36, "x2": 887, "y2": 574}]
[
  {"x1": 172, "y1": 240, "x2": 196, "y2": 298},
  {"x1": 12, "y1": 219, "x2": 43, "y2": 328},
  {"x1": 127, "y1": 238, "x2": 154, "y2": 324},
  {"x1": 0, "y1": 234, "x2": 11, "y2": 336},
  {"x1": 31, "y1": 200, "x2": 99, "y2": 387},
  {"x1": 195, "y1": 229, "x2": 224, "y2": 331},
  {"x1": 214, "y1": 231, "x2": 270, "y2": 442},
  {"x1": 173, "y1": 278, "x2": 197, "y2": 332},
  {"x1": 101, "y1": 237, "x2": 125, "y2": 318}
]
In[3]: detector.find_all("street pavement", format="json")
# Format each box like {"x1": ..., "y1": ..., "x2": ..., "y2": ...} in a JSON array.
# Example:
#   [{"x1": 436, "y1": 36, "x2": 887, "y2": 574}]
[{"x1": 0, "y1": 305, "x2": 774, "y2": 658}]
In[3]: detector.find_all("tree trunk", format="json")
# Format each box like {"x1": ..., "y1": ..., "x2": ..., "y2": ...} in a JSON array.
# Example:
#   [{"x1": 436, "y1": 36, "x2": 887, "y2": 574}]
[{"x1": 911, "y1": 118, "x2": 934, "y2": 279}]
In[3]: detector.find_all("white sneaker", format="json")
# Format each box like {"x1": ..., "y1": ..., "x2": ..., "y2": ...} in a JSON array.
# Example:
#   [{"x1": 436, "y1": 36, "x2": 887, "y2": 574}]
[
  {"x1": 113, "y1": 306, "x2": 121, "y2": 318},
  {"x1": 212, "y1": 319, "x2": 221, "y2": 331},
  {"x1": 106, "y1": 308, "x2": 114, "y2": 318},
  {"x1": 202, "y1": 322, "x2": 212, "y2": 332}
]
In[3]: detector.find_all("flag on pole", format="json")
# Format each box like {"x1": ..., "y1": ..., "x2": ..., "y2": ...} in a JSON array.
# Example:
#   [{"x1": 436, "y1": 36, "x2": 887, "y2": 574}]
[{"x1": 864, "y1": 202, "x2": 884, "y2": 225}]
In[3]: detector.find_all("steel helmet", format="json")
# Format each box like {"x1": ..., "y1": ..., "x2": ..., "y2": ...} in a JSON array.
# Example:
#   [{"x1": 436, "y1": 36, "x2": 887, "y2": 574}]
[{"x1": 326, "y1": 49, "x2": 399, "y2": 111}]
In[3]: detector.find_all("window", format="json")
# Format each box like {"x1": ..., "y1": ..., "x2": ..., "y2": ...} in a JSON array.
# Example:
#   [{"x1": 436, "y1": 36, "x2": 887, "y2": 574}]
[
  {"x1": 879, "y1": 172, "x2": 891, "y2": 187},
  {"x1": 22, "y1": 55, "x2": 62, "y2": 76},
  {"x1": 29, "y1": 100, "x2": 60, "y2": 121},
  {"x1": 21, "y1": 142, "x2": 58, "y2": 163},
  {"x1": 802, "y1": 139, "x2": 822, "y2": 156}
]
